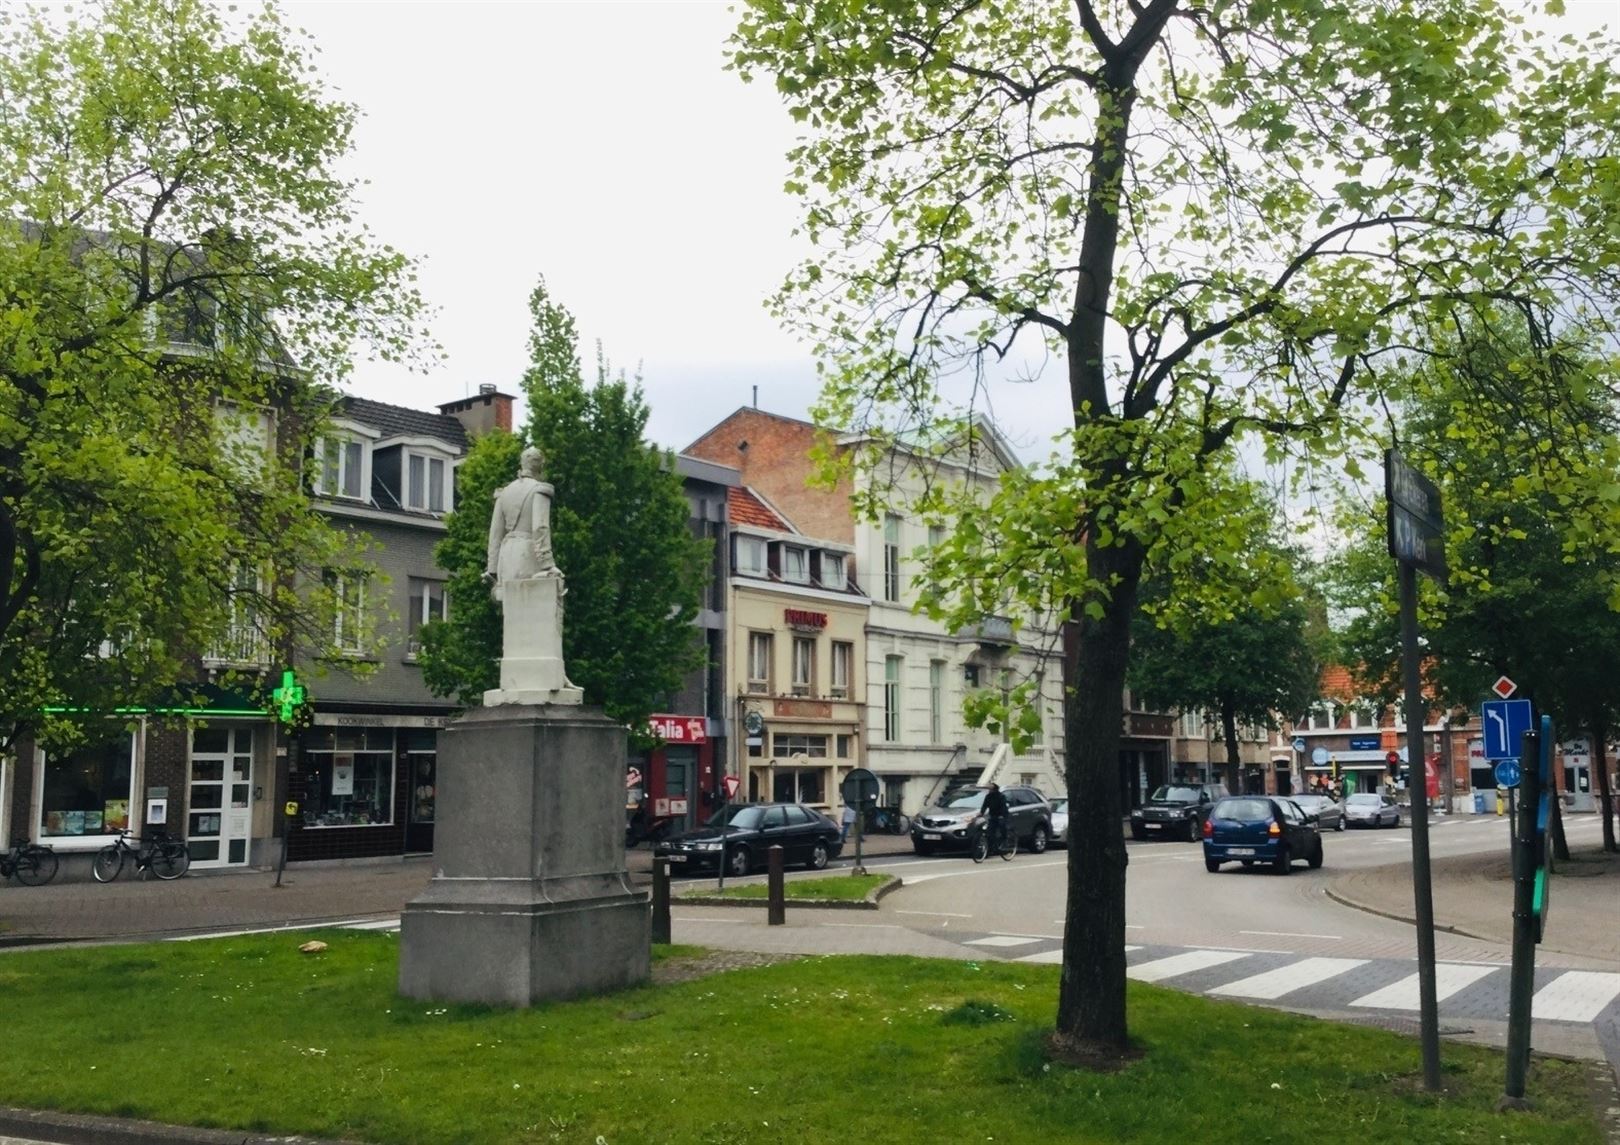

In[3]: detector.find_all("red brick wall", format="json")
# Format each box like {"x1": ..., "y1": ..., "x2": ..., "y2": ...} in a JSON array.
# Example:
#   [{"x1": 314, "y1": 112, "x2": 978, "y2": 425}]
[
  {"x1": 143, "y1": 722, "x2": 191, "y2": 836},
  {"x1": 685, "y1": 409, "x2": 855, "y2": 543},
  {"x1": 8, "y1": 737, "x2": 36, "y2": 844}
]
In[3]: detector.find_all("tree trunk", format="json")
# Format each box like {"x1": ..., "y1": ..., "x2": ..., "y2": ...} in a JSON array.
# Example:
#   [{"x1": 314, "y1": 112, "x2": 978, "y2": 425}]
[
  {"x1": 1220, "y1": 703, "x2": 1242, "y2": 791},
  {"x1": 1594, "y1": 723, "x2": 1617, "y2": 853},
  {"x1": 1548, "y1": 767, "x2": 1571, "y2": 863},
  {"x1": 1056, "y1": 538, "x2": 1145, "y2": 1051}
]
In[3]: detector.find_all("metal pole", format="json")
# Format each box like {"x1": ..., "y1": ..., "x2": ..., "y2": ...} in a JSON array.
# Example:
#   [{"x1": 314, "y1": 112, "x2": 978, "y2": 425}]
[
  {"x1": 1399, "y1": 562, "x2": 1443, "y2": 1091},
  {"x1": 1501, "y1": 730, "x2": 1538, "y2": 1108},
  {"x1": 853, "y1": 801, "x2": 867, "y2": 876},
  {"x1": 651, "y1": 858, "x2": 672, "y2": 944}
]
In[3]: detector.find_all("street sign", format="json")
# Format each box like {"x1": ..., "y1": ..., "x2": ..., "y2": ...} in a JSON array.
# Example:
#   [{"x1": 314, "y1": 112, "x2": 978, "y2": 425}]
[
  {"x1": 1491, "y1": 675, "x2": 1518, "y2": 700},
  {"x1": 1311, "y1": 747, "x2": 1329, "y2": 766},
  {"x1": 1385, "y1": 448, "x2": 1447, "y2": 581},
  {"x1": 1482, "y1": 699, "x2": 1533, "y2": 761},
  {"x1": 1292, "y1": 737, "x2": 1306, "y2": 754},
  {"x1": 840, "y1": 767, "x2": 880, "y2": 806},
  {"x1": 1494, "y1": 759, "x2": 1521, "y2": 788},
  {"x1": 722, "y1": 774, "x2": 740, "y2": 799},
  {"x1": 1425, "y1": 754, "x2": 1441, "y2": 799}
]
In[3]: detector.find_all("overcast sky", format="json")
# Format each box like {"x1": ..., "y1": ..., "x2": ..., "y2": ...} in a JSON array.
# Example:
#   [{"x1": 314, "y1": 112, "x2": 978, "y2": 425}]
[{"x1": 286, "y1": 1, "x2": 1615, "y2": 461}]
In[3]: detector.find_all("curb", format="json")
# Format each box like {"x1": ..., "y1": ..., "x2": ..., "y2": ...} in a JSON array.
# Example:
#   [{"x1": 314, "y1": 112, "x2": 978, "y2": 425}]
[
  {"x1": 1322, "y1": 883, "x2": 1500, "y2": 944},
  {"x1": 677, "y1": 875, "x2": 902, "y2": 910},
  {"x1": 0, "y1": 1105, "x2": 364, "y2": 1145}
]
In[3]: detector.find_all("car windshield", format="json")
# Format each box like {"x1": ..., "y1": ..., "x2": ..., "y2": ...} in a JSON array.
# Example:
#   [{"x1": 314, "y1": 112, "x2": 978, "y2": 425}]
[
  {"x1": 1050, "y1": 798, "x2": 1068, "y2": 813},
  {"x1": 943, "y1": 789, "x2": 987, "y2": 810},
  {"x1": 1150, "y1": 786, "x2": 1200, "y2": 803},
  {"x1": 706, "y1": 805, "x2": 766, "y2": 830},
  {"x1": 1213, "y1": 798, "x2": 1273, "y2": 821},
  {"x1": 1293, "y1": 796, "x2": 1322, "y2": 808},
  {"x1": 1347, "y1": 794, "x2": 1381, "y2": 806}
]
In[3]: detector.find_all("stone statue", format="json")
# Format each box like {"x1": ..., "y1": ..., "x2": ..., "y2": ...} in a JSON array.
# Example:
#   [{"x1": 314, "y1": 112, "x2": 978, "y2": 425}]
[{"x1": 482, "y1": 447, "x2": 582, "y2": 706}]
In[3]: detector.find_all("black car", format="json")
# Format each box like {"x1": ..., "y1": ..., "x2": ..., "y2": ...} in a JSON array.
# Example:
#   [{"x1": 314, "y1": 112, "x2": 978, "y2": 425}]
[
  {"x1": 1202, "y1": 796, "x2": 1323, "y2": 874},
  {"x1": 1130, "y1": 782, "x2": 1229, "y2": 841},
  {"x1": 654, "y1": 802, "x2": 843, "y2": 877},
  {"x1": 910, "y1": 784, "x2": 1054, "y2": 856}
]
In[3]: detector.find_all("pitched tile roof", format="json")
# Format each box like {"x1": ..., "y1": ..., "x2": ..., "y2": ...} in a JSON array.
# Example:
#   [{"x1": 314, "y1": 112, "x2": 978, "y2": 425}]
[
  {"x1": 729, "y1": 487, "x2": 795, "y2": 532},
  {"x1": 339, "y1": 395, "x2": 468, "y2": 452}
]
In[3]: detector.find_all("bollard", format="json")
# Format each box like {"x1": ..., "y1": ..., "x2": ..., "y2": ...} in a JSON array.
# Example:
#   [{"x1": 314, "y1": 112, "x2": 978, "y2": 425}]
[
  {"x1": 651, "y1": 857, "x2": 672, "y2": 944},
  {"x1": 767, "y1": 845, "x2": 785, "y2": 926}
]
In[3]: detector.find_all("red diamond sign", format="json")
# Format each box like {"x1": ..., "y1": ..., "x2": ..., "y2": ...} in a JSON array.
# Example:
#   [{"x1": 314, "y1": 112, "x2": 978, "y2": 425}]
[{"x1": 1491, "y1": 675, "x2": 1518, "y2": 700}]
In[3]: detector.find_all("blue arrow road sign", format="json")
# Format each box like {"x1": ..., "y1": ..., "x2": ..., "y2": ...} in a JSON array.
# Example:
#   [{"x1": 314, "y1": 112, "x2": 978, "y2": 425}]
[
  {"x1": 1482, "y1": 699, "x2": 1533, "y2": 761},
  {"x1": 1494, "y1": 759, "x2": 1521, "y2": 788}
]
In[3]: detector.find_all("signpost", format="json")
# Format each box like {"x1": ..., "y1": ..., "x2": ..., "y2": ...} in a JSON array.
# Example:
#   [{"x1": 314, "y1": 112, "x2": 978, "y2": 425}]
[
  {"x1": 841, "y1": 768, "x2": 880, "y2": 876},
  {"x1": 1384, "y1": 447, "x2": 1446, "y2": 1093},
  {"x1": 1502, "y1": 716, "x2": 1555, "y2": 1107},
  {"x1": 1482, "y1": 699, "x2": 1533, "y2": 763}
]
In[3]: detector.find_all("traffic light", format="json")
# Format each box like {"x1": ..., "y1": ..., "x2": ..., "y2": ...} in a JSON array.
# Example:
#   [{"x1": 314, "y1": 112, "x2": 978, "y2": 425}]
[{"x1": 1386, "y1": 749, "x2": 1401, "y2": 778}]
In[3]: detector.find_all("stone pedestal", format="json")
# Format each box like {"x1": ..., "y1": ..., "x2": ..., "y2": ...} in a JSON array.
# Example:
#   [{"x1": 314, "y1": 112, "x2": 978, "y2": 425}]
[
  {"x1": 484, "y1": 575, "x2": 583, "y2": 706},
  {"x1": 398, "y1": 704, "x2": 649, "y2": 1006}
]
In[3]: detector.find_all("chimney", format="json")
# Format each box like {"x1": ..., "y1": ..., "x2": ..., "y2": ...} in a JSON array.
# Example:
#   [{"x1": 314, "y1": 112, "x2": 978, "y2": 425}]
[{"x1": 438, "y1": 385, "x2": 515, "y2": 438}]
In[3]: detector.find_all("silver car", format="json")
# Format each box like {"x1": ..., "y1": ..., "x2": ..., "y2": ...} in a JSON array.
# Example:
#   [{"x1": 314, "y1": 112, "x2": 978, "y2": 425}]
[
  {"x1": 1289, "y1": 794, "x2": 1345, "y2": 831},
  {"x1": 1343, "y1": 792, "x2": 1401, "y2": 828},
  {"x1": 1048, "y1": 797, "x2": 1070, "y2": 846}
]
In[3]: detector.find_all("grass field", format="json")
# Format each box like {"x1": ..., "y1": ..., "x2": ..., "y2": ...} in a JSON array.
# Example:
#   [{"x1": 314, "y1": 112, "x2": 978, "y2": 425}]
[
  {"x1": 679, "y1": 873, "x2": 891, "y2": 901},
  {"x1": 0, "y1": 932, "x2": 1601, "y2": 1145}
]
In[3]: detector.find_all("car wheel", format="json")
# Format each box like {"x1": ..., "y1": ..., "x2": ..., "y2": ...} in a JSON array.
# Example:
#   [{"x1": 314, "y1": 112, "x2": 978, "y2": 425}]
[
  {"x1": 1393, "y1": 814, "x2": 1401, "y2": 828},
  {"x1": 1130, "y1": 826, "x2": 1145, "y2": 841},
  {"x1": 1186, "y1": 817, "x2": 1201, "y2": 843},
  {"x1": 807, "y1": 841, "x2": 830, "y2": 871},
  {"x1": 912, "y1": 842, "x2": 934, "y2": 857},
  {"x1": 1273, "y1": 844, "x2": 1291, "y2": 875},
  {"x1": 1308, "y1": 840, "x2": 1324, "y2": 869},
  {"x1": 1336, "y1": 816, "x2": 1345, "y2": 832},
  {"x1": 727, "y1": 846, "x2": 750, "y2": 878},
  {"x1": 1028, "y1": 825, "x2": 1049, "y2": 854},
  {"x1": 1204, "y1": 857, "x2": 1221, "y2": 873}
]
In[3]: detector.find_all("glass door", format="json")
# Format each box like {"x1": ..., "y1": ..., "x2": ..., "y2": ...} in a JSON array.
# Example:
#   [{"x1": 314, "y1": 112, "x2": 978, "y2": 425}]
[{"x1": 189, "y1": 727, "x2": 254, "y2": 866}]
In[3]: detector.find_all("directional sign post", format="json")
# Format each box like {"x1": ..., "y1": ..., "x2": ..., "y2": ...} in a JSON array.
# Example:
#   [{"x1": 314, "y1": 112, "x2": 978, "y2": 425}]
[
  {"x1": 1482, "y1": 699, "x2": 1533, "y2": 762},
  {"x1": 1494, "y1": 759, "x2": 1521, "y2": 789}
]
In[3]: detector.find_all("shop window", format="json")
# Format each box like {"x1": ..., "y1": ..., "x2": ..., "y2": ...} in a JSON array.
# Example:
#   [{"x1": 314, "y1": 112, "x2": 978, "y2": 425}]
[
  {"x1": 772, "y1": 767, "x2": 825, "y2": 805},
  {"x1": 773, "y1": 734, "x2": 829, "y2": 757},
  {"x1": 300, "y1": 728, "x2": 394, "y2": 827},
  {"x1": 404, "y1": 729, "x2": 437, "y2": 825},
  {"x1": 40, "y1": 733, "x2": 134, "y2": 839}
]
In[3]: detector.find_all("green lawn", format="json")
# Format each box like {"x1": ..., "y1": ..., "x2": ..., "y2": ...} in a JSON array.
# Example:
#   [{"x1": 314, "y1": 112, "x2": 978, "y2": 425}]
[
  {"x1": 0, "y1": 932, "x2": 1601, "y2": 1145},
  {"x1": 680, "y1": 873, "x2": 891, "y2": 901}
]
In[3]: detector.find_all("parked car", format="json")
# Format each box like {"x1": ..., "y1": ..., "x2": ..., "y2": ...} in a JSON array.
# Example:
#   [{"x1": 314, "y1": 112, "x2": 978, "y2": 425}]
[
  {"x1": 1130, "y1": 782, "x2": 1229, "y2": 842},
  {"x1": 910, "y1": 785, "x2": 1054, "y2": 856},
  {"x1": 1289, "y1": 793, "x2": 1345, "y2": 831},
  {"x1": 1203, "y1": 795, "x2": 1323, "y2": 874},
  {"x1": 1048, "y1": 797, "x2": 1070, "y2": 847},
  {"x1": 654, "y1": 802, "x2": 843, "y2": 877},
  {"x1": 1343, "y1": 792, "x2": 1402, "y2": 828}
]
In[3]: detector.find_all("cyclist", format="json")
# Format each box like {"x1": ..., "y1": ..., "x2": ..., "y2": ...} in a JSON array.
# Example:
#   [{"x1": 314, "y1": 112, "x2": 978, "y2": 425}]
[{"x1": 983, "y1": 782, "x2": 1010, "y2": 854}]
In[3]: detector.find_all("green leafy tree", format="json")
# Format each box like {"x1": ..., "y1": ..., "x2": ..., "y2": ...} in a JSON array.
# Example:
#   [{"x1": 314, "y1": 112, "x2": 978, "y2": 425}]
[
  {"x1": 422, "y1": 279, "x2": 709, "y2": 735},
  {"x1": 0, "y1": 0, "x2": 425, "y2": 754},
  {"x1": 730, "y1": 0, "x2": 1620, "y2": 1051}
]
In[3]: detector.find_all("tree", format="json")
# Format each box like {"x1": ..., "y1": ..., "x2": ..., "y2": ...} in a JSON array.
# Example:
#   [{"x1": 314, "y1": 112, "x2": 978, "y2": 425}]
[
  {"x1": 730, "y1": 0, "x2": 1620, "y2": 1054},
  {"x1": 421, "y1": 278, "x2": 709, "y2": 735},
  {"x1": 0, "y1": 0, "x2": 425, "y2": 754}
]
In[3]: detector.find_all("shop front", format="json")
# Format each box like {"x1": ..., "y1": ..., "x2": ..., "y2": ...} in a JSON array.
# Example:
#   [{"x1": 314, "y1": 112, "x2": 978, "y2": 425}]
[{"x1": 627, "y1": 713, "x2": 715, "y2": 843}]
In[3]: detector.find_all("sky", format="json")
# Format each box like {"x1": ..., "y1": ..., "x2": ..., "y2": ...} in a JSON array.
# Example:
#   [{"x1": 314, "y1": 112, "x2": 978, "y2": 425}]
[{"x1": 285, "y1": 1, "x2": 1617, "y2": 462}]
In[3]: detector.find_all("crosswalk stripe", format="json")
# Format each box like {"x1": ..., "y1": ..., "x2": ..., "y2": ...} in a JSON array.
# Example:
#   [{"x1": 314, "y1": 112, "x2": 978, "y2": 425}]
[
  {"x1": 1532, "y1": 971, "x2": 1620, "y2": 1023},
  {"x1": 1209, "y1": 957, "x2": 1368, "y2": 1000},
  {"x1": 1349, "y1": 963, "x2": 1497, "y2": 1011},
  {"x1": 1127, "y1": 949, "x2": 1249, "y2": 983},
  {"x1": 1014, "y1": 944, "x2": 1140, "y2": 965},
  {"x1": 965, "y1": 935, "x2": 1041, "y2": 948}
]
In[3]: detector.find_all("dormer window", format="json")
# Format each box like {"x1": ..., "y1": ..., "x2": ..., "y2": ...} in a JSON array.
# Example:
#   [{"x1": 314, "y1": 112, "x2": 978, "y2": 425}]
[
  {"x1": 821, "y1": 553, "x2": 847, "y2": 589},
  {"x1": 734, "y1": 535, "x2": 766, "y2": 576},
  {"x1": 405, "y1": 450, "x2": 451, "y2": 513},
  {"x1": 317, "y1": 437, "x2": 363, "y2": 499},
  {"x1": 782, "y1": 545, "x2": 809, "y2": 584}
]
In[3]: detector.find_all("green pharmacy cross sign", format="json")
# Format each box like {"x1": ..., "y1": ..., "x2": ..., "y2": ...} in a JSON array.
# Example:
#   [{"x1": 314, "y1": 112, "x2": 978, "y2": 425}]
[{"x1": 271, "y1": 670, "x2": 307, "y2": 726}]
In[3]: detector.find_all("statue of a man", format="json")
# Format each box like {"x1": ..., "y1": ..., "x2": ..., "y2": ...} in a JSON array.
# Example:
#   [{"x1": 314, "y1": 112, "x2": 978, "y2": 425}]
[{"x1": 485, "y1": 446, "x2": 556, "y2": 601}]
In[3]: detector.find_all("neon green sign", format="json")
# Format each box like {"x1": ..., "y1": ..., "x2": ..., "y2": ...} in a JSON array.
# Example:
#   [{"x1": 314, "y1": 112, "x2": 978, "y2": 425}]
[{"x1": 272, "y1": 670, "x2": 307, "y2": 725}]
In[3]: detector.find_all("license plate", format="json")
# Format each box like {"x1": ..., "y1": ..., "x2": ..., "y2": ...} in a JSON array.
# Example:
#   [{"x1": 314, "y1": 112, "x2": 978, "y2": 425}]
[
  {"x1": 1145, "y1": 823, "x2": 1161, "y2": 830},
  {"x1": 923, "y1": 833, "x2": 942, "y2": 841},
  {"x1": 1228, "y1": 847, "x2": 1255, "y2": 856},
  {"x1": 665, "y1": 854, "x2": 688, "y2": 862}
]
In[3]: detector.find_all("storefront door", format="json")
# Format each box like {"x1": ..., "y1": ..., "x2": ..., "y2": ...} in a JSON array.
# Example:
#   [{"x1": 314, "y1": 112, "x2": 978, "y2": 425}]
[
  {"x1": 188, "y1": 727, "x2": 254, "y2": 867},
  {"x1": 666, "y1": 747, "x2": 696, "y2": 832}
]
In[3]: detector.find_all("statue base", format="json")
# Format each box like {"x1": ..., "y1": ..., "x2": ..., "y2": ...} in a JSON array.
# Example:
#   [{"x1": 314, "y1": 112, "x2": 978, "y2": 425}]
[
  {"x1": 398, "y1": 704, "x2": 649, "y2": 1006},
  {"x1": 486, "y1": 574, "x2": 582, "y2": 707}
]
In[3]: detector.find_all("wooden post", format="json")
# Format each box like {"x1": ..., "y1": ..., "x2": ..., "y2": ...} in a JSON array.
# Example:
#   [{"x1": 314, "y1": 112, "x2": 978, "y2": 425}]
[
  {"x1": 651, "y1": 857, "x2": 672, "y2": 944},
  {"x1": 767, "y1": 845, "x2": 785, "y2": 926}
]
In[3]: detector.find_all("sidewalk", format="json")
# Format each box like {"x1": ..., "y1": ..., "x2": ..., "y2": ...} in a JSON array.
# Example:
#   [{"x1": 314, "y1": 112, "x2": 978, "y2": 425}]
[{"x1": 1327, "y1": 842, "x2": 1620, "y2": 964}]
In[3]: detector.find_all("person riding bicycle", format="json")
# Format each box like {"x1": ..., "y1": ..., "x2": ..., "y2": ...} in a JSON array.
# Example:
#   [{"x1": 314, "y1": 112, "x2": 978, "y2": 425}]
[{"x1": 983, "y1": 782, "x2": 1010, "y2": 852}]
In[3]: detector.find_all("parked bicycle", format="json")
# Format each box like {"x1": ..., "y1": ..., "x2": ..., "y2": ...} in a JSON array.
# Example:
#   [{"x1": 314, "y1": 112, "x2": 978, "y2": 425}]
[
  {"x1": 971, "y1": 818, "x2": 1016, "y2": 863},
  {"x1": 92, "y1": 830, "x2": 190, "y2": 882},
  {"x1": 863, "y1": 805, "x2": 911, "y2": 836},
  {"x1": 0, "y1": 840, "x2": 59, "y2": 886}
]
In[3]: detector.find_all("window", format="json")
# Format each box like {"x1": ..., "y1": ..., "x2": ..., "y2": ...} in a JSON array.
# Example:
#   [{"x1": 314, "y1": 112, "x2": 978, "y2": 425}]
[
  {"x1": 315, "y1": 436, "x2": 366, "y2": 500},
  {"x1": 405, "y1": 451, "x2": 451, "y2": 513},
  {"x1": 746, "y1": 632, "x2": 773, "y2": 694},
  {"x1": 791, "y1": 636, "x2": 816, "y2": 697},
  {"x1": 1308, "y1": 703, "x2": 1336, "y2": 731},
  {"x1": 40, "y1": 734, "x2": 134, "y2": 839},
  {"x1": 404, "y1": 729, "x2": 437, "y2": 826},
  {"x1": 883, "y1": 514, "x2": 902, "y2": 602},
  {"x1": 963, "y1": 663, "x2": 981, "y2": 689},
  {"x1": 1180, "y1": 710, "x2": 1205, "y2": 738},
  {"x1": 734, "y1": 535, "x2": 767, "y2": 576},
  {"x1": 884, "y1": 656, "x2": 902, "y2": 742},
  {"x1": 927, "y1": 524, "x2": 946, "y2": 587},
  {"x1": 830, "y1": 641, "x2": 853, "y2": 699},
  {"x1": 773, "y1": 734, "x2": 829, "y2": 757},
  {"x1": 929, "y1": 660, "x2": 945, "y2": 744},
  {"x1": 1029, "y1": 673, "x2": 1045, "y2": 747},
  {"x1": 1347, "y1": 702, "x2": 1375, "y2": 730},
  {"x1": 772, "y1": 768, "x2": 825, "y2": 804},
  {"x1": 783, "y1": 546, "x2": 809, "y2": 584},
  {"x1": 300, "y1": 728, "x2": 394, "y2": 827},
  {"x1": 324, "y1": 570, "x2": 366, "y2": 654},
  {"x1": 208, "y1": 561, "x2": 267, "y2": 664},
  {"x1": 836, "y1": 734, "x2": 852, "y2": 759},
  {"x1": 407, "y1": 578, "x2": 448, "y2": 656},
  {"x1": 821, "y1": 552, "x2": 847, "y2": 589}
]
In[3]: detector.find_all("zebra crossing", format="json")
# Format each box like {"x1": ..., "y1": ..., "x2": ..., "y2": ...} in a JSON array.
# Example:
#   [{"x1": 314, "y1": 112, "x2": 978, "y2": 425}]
[{"x1": 960, "y1": 933, "x2": 1620, "y2": 1031}]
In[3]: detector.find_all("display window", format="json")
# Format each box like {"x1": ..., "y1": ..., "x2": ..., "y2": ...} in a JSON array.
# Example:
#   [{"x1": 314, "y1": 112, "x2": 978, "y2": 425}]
[
  {"x1": 301, "y1": 728, "x2": 394, "y2": 827},
  {"x1": 403, "y1": 728, "x2": 436, "y2": 825},
  {"x1": 40, "y1": 733, "x2": 134, "y2": 839}
]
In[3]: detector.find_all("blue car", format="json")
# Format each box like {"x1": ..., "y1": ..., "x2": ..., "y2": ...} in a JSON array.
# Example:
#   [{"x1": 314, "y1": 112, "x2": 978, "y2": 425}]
[{"x1": 1202, "y1": 796, "x2": 1323, "y2": 875}]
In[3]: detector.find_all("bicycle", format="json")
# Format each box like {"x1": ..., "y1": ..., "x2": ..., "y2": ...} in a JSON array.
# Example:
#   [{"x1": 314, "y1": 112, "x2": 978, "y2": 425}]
[
  {"x1": 864, "y1": 806, "x2": 911, "y2": 835},
  {"x1": 0, "y1": 840, "x2": 59, "y2": 886},
  {"x1": 971, "y1": 818, "x2": 1016, "y2": 863},
  {"x1": 92, "y1": 830, "x2": 191, "y2": 882}
]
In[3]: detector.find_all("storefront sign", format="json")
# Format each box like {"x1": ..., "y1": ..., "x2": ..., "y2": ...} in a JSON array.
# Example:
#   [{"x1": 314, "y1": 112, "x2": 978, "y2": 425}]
[
  {"x1": 312, "y1": 713, "x2": 455, "y2": 729},
  {"x1": 649, "y1": 714, "x2": 706, "y2": 743},
  {"x1": 1349, "y1": 736, "x2": 1380, "y2": 751},
  {"x1": 784, "y1": 608, "x2": 828, "y2": 630},
  {"x1": 774, "y1": 698, "x2": 832, "y2": 719}
]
